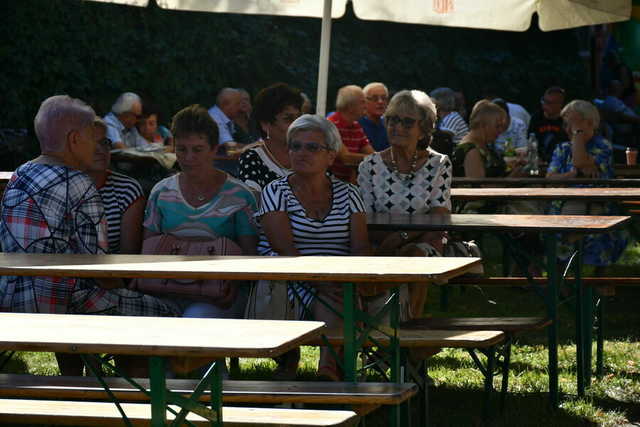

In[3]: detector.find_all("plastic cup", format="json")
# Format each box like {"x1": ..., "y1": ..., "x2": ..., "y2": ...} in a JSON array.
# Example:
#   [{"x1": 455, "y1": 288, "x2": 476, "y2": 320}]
[{"x1": 626, "y1": 148, "x2": 638, "y2": 166}]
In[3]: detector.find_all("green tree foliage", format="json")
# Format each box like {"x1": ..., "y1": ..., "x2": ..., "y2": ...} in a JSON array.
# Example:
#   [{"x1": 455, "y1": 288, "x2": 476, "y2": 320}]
[{"x1": 3, "y1": 0, "x2": 590, "y2": 132}]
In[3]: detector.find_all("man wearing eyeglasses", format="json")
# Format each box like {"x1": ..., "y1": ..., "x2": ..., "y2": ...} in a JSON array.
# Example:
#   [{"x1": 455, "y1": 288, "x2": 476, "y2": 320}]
[
  {"x1": 358, "y1": 82, "x2": 390, "y2": 151},
  {"x1": 529, "y1": 86, "x2": 569, "y2": 163},
  {"x1": 329, "y1": 85, "x2": 374, "y2": 183},
  {"x1": 103, "y1": 92, "x2": 149, "y2": 150}
]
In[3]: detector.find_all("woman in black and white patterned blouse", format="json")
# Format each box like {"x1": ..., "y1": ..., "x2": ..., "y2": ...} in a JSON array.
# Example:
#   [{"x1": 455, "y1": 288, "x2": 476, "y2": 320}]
[
  {"x1": 238, "y1": 83, "x2": 303, "y2": 199},
  {"x1": 357, "y1": 90, "x2": 452, "y2": 320}
]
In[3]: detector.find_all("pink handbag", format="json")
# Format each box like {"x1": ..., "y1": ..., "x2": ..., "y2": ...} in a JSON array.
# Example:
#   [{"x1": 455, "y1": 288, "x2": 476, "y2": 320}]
[{"x1": 130, "y1": 234, "x2": 242, "y2": 307}]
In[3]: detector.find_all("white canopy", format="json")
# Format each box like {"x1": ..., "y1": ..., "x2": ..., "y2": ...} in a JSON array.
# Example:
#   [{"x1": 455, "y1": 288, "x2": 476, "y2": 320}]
[{"x1": 81, "y1": 0, "x2": 632, "y2": 115}]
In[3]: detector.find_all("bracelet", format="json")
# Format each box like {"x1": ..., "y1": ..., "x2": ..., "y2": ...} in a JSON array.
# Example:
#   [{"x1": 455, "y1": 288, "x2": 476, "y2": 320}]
[{"x1": 399, "y1": 231, "x2": 409, "y2": 240}]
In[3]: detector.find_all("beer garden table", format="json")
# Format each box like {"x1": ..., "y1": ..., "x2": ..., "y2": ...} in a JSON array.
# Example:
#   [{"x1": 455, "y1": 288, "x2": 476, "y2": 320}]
[
  {"x1": 367, "y1": 212, "x2": 631, "y2": 407},
  {"x1": 0, "y1": 253, "x2": 480, "y2": 425}
]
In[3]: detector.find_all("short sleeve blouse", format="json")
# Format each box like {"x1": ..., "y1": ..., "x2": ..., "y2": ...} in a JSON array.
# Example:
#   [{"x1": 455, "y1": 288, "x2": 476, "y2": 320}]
[
  {"x1": 143, "y1": 174, "x2": 258, "y2": 240},
  {"x1": 357, "y1": 149, "x2": 452, "y2": 214},
  {"x1": 256, "y1": 176, "x2": 366, "y2": 256}
]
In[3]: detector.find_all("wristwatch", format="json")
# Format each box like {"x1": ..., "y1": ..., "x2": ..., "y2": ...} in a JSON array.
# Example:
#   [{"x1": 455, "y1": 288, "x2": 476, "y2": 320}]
[{"x1": 399, "y1": 231, "x2": 409, "y2": 240}]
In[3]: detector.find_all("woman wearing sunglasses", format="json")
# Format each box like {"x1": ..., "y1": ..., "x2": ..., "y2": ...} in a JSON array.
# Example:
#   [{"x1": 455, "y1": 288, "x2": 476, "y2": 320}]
[
  {"x1": 257, "y1": 114, "x2": 370, "y2": 381},
  {"x1": 357, "y1": 90, "x2": 452, "y2": 321}
]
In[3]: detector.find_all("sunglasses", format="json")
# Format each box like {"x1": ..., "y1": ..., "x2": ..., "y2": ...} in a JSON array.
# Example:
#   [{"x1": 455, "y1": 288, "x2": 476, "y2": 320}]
[
  {"x1": 386, "y1": 115, "x2": 418, "y2": 129},
  {"x1": 288, "y1": 141, "x2": 329, "y2": 153}
]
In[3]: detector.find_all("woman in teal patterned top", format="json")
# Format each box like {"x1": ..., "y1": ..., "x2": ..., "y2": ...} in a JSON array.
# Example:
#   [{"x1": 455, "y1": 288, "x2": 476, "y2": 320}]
[{"x1": 547, "y1": 100, "x2": 628, "y2": 266}]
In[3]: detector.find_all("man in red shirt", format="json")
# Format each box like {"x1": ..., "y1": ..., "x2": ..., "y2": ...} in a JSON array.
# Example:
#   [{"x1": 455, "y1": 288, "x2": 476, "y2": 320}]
[{"x1": 329, "y1": 85, "x2": 375, "y2": 183}]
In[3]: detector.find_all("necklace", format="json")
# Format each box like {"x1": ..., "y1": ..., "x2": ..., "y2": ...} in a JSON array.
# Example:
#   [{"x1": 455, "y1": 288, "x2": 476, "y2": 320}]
[
  {"x1": 389, "y1": 148, "x2": 418, "y2": 180},
  {"x1": 263, "y1": 141, "x2": 290, "y2": 171},
  {"x1": 196, "y1": 195, "x2": 206, "y2": 202}
]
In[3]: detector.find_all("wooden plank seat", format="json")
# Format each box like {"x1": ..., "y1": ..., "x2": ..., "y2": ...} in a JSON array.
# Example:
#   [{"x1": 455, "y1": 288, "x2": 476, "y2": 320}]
[
  {"x1": 400, "y1": 316, "x2": 551, "y2": 335},
  {"x1": 0, "y1": 374, "x2": 416, "y2": 416},
  {"x1": 0, "y1": 398, "x2": 359, "y2": 426},
  {"x1": 448, "y1": 276, "x2": 640, "y2": 288},
  {"x1": 307, "y1": 328, "x2": 506, "y2": 425},
  {"x1": 305, "y1": 328, "x2": 505, "y2": 348}
]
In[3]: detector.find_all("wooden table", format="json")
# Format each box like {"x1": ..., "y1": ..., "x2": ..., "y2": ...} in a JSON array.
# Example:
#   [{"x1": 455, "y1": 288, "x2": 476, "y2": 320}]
[
  {"x1": 0, "y1": 312, "x2": 323, "y2": 426},
  {"x1": 451, "y1": 187, "x2": 640, "y2": 201},
  {"x1": 453, "y1": 177, "x2": 640, "y2": 187},
  {"x1": 0, "y1": 253, "x2": 480, "y2": 391},
  {"x1": 367, "y1": 212, "x2": 631, "y2": 407},
  {"x1": 614, "y1": 164, "x2": 640, "y2": 178}
]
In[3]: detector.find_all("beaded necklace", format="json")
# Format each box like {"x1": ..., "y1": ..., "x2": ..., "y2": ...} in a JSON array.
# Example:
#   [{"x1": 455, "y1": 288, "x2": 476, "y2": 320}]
[{"x1": 389, "y1": 148, "x2": 419, "y2": 180}]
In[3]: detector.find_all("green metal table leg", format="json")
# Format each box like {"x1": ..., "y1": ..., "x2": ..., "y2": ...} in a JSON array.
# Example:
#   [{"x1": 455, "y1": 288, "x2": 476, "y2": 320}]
[
  {"x1": 575, "y1": 240, "x2": 585, "y2": 397},
  {"x1": 343, "y1": 282, "x2": 357, "y2": 383},
  {"x1": 211, "y1": 360, "x2": 223, "y2": 427},
  {"x1": 483, "y1": 347, "x2": 496, "y2": 424},
  {"x1": 596, "y1": 296, "x2": 605, "y2": 378},
  {"x1": 584, "y1": 278, "x2": 594, "y2": 387},
  {"x1": 149, "y1": 356, "x2": 167, "y2": 427},
  {"x1": 389, "y1": 285, "x2": 400, "y2": 427},
  {"x1": 544, "y1": 233, "x2": 559, "y2": 409}
]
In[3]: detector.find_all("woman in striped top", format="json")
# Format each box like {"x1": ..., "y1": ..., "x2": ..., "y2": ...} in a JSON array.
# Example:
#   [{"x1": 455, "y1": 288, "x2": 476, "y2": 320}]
[
  {"x1": 257, "y1": 114, "x2": 370, "y2": 381},
  {"x1": 87, "y1": 120, "x2": 145, "y2": 255}
]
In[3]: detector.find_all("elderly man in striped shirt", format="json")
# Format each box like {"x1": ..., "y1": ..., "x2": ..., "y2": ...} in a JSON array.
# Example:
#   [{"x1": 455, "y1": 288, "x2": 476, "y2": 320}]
[{"x1": 430, "y1": 87, "x2": 469, "y2": 146}]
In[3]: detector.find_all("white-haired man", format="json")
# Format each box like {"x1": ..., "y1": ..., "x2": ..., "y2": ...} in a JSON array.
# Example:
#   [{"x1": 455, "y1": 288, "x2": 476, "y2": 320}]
[
  {"x1": 358, "y1": 82, "x2": 390, "y2": 151},
  {"x1": 208, "y1": 87, "x2": 242, "y2": 148},
  {"x1": 103, "y1": 92, "x2": 148, "y2": 149},
  {"x1": 0, "y1": 95, "x2": 180, "y2": 374},
  {"x1": 328, "y1": 85, "x2": 374, "y2": 183}
]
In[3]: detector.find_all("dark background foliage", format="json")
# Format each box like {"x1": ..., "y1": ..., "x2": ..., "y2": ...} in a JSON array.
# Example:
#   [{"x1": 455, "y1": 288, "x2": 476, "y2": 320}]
[{"x1": 2, "y1": 0, "x2": 592, "y2": 162}]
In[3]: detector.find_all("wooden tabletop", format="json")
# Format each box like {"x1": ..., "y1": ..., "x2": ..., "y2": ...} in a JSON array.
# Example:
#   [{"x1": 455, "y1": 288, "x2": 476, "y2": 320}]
[
  {"x1": 453, "y1": 177, "x2": 640, "y2": 187},
  {"x1": 0, "y1": 253, "x2": 480, "y2": 283},
  {"x1": 0, "y1": 313, "x2": 325, "y2": 358},
  {"x1": 367, "y1": 213, "x2": 630, "y2": 234},
  {"x1": 451, "y1": 187, "x2": 640, "y2": 201}
]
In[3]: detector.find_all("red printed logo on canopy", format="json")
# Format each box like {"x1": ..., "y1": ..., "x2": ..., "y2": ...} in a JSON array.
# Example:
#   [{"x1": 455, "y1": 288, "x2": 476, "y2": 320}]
[{"x1": 433, "y1": 0, "x2": 454, "y2": 14}]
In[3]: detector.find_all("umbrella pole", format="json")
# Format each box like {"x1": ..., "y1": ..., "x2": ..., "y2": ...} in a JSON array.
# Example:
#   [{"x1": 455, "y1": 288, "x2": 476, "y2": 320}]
[{"x1": 315, "y1": 0, "x2": 332, "y2": 117}]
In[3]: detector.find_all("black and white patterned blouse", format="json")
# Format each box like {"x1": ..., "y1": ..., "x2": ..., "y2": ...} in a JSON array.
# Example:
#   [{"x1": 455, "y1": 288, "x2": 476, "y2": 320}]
[
  {"x1": 357, "y1": 148, "x2": 452, "y2": 214},
  {"x1": 238, "y1": 144, "x2": 291, "y2": 195}
]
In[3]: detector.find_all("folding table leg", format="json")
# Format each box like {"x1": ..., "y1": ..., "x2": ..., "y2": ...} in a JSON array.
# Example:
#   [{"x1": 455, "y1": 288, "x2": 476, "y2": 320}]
[
  {"x1": 544, "y1": 233, "x2": 560, "y2": 408},
  {"x1": 596, "y1": 296, "x2": 605, "y2": 378},
  {"x1": 149, "y1": 356, "x2": 168, "y2": 427}
]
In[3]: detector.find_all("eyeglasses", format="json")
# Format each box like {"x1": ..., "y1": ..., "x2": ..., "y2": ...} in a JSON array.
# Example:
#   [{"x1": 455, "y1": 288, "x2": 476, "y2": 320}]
[
  {"x1": 366, "y1": 95, "x2": 388, "y2": 102},
  {"x1": 288, "y1": 141, "x2": 329, "y2": 153},
  {"x1": 386, "y1": 115, "x2": 418, "y2": 129}
]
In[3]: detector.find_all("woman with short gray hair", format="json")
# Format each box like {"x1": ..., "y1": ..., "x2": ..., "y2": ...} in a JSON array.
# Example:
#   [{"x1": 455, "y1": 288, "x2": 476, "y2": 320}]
[{"x1": 257, "y1": 114, "x2": 370, "y2": 380}]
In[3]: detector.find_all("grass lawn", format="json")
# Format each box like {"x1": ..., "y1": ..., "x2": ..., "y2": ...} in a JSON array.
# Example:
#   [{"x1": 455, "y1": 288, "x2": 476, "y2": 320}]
[{"x1": 4, "y1": 240, "x2": 640, "y2": 426}]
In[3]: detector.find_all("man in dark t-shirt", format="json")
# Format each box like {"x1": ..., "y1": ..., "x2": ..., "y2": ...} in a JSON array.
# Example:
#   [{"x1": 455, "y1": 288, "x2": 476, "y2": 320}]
[{"x1": 529, "y1": 86, "x2": 569, "y2": 163}]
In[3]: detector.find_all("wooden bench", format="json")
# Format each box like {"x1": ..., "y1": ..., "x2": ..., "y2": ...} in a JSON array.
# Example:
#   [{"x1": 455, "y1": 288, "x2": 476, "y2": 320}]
[
  {"x1": 0, "y1": 374, "x2": 416, "y2": 417},
  {"x1": 443, "y1": 276, "x2": 640, "y2": 380},
  {"x1": 307, "y1": 328, "x2": 506, "y2": 425},
  {"x1": 0, "y1": 398, "x2": 359, "y2": 426}
]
